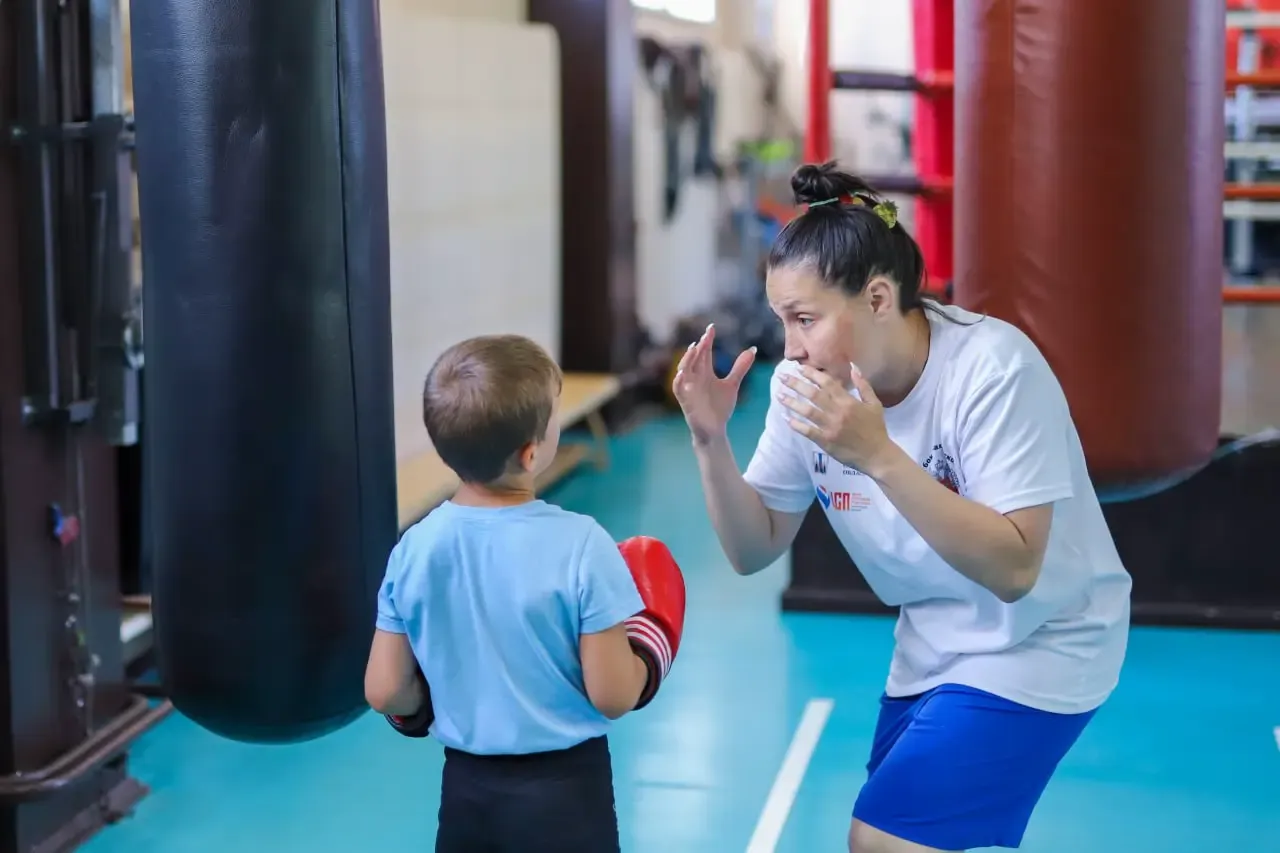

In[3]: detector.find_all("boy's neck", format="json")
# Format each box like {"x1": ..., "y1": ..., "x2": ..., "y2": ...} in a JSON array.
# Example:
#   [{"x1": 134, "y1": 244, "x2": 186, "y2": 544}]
[{"x1": 452, "y1": 477, "x2": 537, "y2": 508}]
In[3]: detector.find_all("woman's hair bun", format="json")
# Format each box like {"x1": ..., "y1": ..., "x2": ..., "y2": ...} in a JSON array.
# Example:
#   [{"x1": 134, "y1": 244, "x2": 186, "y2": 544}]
[{"x1": 790, "y1": 161, "x2": 877, "y2": 206}]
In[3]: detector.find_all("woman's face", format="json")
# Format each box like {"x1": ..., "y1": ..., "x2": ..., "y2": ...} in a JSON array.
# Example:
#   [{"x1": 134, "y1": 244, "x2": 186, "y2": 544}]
[{"x1": 765, "y1": 264, "x2": 902, "y2": 389}]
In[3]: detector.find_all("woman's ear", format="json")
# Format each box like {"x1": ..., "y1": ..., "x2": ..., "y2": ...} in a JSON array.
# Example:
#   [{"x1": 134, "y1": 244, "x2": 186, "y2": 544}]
[{"x1": 863, "y1": 276, "x2": 898, "y2": 320}]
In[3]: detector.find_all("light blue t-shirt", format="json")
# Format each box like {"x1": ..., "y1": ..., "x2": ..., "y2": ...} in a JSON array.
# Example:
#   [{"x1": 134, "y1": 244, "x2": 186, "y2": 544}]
[{"x1": 375, "y1": 499, "x2": 645, "y2": 755}]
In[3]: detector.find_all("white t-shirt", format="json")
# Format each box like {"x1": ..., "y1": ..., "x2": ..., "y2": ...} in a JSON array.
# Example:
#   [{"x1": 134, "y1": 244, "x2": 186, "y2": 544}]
[{"x1": 743, "y1": 303, "x2": 1132, "y2": 715}]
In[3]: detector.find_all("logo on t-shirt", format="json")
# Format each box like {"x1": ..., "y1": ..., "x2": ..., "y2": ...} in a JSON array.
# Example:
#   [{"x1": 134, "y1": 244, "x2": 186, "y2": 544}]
[
  {"x1": 815, "y1": 484, "x2": 870, "y2": 512},
  {"x1": 921, "y1": 443, "x2": 960, "y2": 493},
  {"x1": 813, "y1": 451, "x2": 862, "y2": 477}
]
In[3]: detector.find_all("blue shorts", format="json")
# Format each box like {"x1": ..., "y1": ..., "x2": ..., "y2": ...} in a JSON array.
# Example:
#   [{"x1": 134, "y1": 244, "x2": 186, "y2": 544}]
[{"x1": 852, "y1": 684, "x2": 1096, "y2": 850}]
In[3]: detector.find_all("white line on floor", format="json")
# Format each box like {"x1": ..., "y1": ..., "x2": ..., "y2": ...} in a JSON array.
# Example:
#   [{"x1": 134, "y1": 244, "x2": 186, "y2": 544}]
[
  {"x1": 746, "y1": 698, "x2": 835, "y2": 853},
  {"x1": 1273, "y1": 726, "x2": 1279, "y2": 751}
]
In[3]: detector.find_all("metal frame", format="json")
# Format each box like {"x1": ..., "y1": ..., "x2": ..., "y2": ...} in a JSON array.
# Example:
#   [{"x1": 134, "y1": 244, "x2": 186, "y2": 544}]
[{"x1": 0, "y1": 2, "x2": 166, "y2": 850}]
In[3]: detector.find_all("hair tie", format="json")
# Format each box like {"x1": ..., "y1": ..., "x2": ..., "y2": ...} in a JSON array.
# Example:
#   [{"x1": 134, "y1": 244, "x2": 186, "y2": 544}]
[{"x1": 805, "y1": 193, "x2": 899, "y2": 229}]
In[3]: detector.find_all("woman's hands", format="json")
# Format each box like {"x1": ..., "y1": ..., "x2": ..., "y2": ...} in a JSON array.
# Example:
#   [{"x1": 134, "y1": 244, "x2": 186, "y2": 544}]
[
  {"x1": 671, "y1": 324, "x2": 757, "y2": 446},
  {"x1": 777, "y1": 363, "x2": 901, "y2": 479}
]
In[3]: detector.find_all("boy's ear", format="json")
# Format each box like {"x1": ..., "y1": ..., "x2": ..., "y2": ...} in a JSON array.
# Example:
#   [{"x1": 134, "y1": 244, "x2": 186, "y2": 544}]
[{"x1": 516, "y1": 441, "x2": 538, "y2": 473}]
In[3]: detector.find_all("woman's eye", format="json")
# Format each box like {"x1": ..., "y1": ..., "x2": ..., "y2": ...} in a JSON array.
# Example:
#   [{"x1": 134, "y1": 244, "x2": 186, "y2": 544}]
[{"x1": 797, "y1": 317, "x2": 814, "y2": 328}]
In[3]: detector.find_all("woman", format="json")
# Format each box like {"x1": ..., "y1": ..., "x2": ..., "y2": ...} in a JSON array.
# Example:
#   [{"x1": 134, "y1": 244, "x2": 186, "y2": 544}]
[{"x1": 674, "y1": 163, "x2": 1131, "y2": 853}]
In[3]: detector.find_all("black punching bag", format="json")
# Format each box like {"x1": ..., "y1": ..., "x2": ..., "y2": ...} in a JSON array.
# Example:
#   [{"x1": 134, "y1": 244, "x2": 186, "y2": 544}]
[{"x1": 130, "y1": 0, "x2": 398, "y2": 743}]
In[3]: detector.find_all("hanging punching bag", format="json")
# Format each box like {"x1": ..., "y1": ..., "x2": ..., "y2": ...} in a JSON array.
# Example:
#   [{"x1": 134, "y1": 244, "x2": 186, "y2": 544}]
[
  {"x1": 131, "y1": 0, "x2": 398, "y2": 743},
  {"x1": 953, "y1": 0, "x2": 1225, "y2": 491}
]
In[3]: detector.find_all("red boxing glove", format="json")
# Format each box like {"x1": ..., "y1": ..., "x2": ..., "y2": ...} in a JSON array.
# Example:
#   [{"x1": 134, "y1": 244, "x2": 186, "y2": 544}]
[{"x1": 618, "y1": 536, "x2": 686, "y2": 710}]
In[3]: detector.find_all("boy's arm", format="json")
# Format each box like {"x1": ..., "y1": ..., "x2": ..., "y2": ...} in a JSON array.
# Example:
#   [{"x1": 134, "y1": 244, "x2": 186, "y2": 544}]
[
  {"x1": 364, "y1": 628, "x2": 426, "y2": 717},
  {"x1": 580, "y1": 623, "x2": 650, "y2": 719},
  {"x1": 364, "y1": 550, "x2": 430, "y2": 720},
  {"x1": 577, "y1": 527, "x2": 687, "y2": 718}
]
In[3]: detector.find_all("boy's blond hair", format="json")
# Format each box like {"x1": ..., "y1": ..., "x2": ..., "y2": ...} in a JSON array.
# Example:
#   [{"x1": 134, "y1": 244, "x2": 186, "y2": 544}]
[{"x1": 422, "y1": 335, "x2": 563, "y2": 484}]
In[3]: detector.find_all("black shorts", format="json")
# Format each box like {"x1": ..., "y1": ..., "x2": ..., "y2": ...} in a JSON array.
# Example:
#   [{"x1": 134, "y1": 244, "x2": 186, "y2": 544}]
[{"x1": 435, "y1": 735, "x2": 620, "y2": 853}]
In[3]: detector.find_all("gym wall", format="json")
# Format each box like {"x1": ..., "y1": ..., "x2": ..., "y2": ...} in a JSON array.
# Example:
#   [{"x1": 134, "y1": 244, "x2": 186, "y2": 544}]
[
  {"x1": 380, "y1": 3, "x2": 561, "y2": 464},
  {"x1": 411, "y1": 0, "x2": 528, "y2": 20},
  {"x1": 632, "y1": 8, "x2": 769, "y2": 347},
  {"x1": 633, "y1": 14, "x2": 719, "y2": 347}
]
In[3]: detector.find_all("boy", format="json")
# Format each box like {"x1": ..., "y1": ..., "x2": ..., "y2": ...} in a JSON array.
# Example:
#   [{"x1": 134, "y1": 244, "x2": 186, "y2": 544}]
[{"x1": 364, "y1": 334, "x2": 685, "y2": 853}]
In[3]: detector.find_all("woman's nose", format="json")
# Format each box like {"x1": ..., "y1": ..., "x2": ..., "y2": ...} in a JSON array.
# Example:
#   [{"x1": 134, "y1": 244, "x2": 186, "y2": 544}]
[{"x1": 783, "y1": 333, "x2": 806, "y2": 363}]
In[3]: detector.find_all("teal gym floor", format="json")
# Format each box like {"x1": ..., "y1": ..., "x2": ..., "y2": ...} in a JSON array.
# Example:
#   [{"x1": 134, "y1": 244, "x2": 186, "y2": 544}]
[{"x1": 83, "y1": 365, "x2": 1280, "y2": 852}]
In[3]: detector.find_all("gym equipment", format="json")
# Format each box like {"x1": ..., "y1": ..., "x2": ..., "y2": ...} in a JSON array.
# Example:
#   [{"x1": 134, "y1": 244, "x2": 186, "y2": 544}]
[
  {"x1": 638, "y1": 37, "x2": 721, "y2": 224},
  {"x1": 618, "y1": 536, "x2": 687, "y2": 710},
  {"x1": 954, "y1": 0, "x2": 1225, "y2": 487},
  {"x1": 0, "y1": 1, "x2": 169, "y2": 850},
  {"x1": 733, "y1": 141, "x2": 792, "y2": 361},
  {"x1": 804, "y1": 1, "x2": 1280, "y2": 306},
  {"x1": 1225, "y1": 1, "x2": 1280, "y2": 279},
  {"x1": 131, "y1": 0, "x2": 398, "y2": 743},
  {"x1": 783, "y1": 1, "x2": 1280, "y2": 630},
  {"x1": 806, "y1": 0, "x2": 955, "y2": 285}
]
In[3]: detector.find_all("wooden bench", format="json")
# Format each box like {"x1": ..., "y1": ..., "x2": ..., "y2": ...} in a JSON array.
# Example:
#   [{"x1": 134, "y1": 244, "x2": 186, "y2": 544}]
[
  {"x1": 121, "y1": 595, "x2": 154, "y2": 671},
  {"x1": 396, "y1": 371, "x2": 621, "y2": 530}
]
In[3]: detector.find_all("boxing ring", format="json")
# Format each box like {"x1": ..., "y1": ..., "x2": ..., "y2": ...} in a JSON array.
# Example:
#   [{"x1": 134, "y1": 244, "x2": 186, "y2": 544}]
[
  {"x1": 805, "y1": 0, "x2": 1280, "y2": 305},
  {"x1": 783, "y1": 0, "x2": 1280, "y2": 629}
]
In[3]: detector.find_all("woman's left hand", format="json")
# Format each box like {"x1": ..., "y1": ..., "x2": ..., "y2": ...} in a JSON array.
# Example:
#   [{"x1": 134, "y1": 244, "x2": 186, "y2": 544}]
[{"x1": 777, "y1": 364, "x2": 899, "y2": 478}]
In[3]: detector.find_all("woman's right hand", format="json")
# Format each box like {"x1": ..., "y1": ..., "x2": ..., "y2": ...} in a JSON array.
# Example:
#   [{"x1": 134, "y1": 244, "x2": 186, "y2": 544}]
[{"x1": 671, "y1": 323, "x2": 757, "y2": 446}]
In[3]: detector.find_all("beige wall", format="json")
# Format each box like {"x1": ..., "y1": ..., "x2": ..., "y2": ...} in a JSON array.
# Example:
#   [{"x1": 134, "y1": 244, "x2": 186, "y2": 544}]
[
  {"x1": 421, "y1": 0, "x2": 526, "y2": 19},
  {"x1": 632, "y1": 6, "x2": 774, "y2": 344},
  {"x1": 380, "y1": 4, "x2": 560, "y2": 462}
]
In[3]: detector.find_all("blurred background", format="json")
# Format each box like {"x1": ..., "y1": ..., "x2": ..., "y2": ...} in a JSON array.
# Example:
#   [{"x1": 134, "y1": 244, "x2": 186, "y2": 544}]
[{"x1": 2, "y1": 1, "x2": 1279, "y2": 851}]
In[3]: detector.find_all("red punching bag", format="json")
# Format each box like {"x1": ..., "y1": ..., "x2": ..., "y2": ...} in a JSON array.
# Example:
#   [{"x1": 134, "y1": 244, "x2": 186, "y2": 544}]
[{"x1": 953, "y1": 0, "x2": 1225, "y2": 490}]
